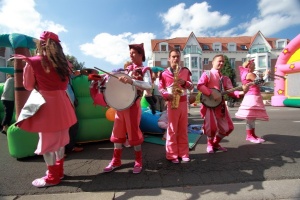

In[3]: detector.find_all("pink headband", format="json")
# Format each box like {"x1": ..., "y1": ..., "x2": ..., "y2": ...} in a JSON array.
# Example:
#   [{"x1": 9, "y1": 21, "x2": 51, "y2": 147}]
[{"x1": 40, "y1": 31, "x2": 61, "y2": 43}]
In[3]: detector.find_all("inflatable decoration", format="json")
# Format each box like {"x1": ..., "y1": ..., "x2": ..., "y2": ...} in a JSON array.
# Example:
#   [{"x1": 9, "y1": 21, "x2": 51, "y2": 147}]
[
  {"x1": 271, "y1": 34, "x2": 300, "y2": 107},
  {"x1": 140, "y1": 108, "x2": 164, "y2": 134},
  {"x1": 140, "y1": 96, "x2": 149, "y2": 108},
  {"x1": 106, "y1": 107, "x2": 116, "y2": 121},
  {"x1": 4, "y1": 75, "x2": 114, "y2": 158}
]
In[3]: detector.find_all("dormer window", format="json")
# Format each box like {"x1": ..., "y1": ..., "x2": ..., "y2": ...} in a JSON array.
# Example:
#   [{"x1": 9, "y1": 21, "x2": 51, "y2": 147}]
[
  {"x1": 276, "y1": 39, "x2": 287, "y2": 49},
  {"x1": 241, "y1": 45, "x2": 248, "y2": 50},
  {"x1": 213, "y1": 42, "x2": 222, "y2": 51},
  {"x1": 202, "y1": 45, "x2": 209, "y2": 50},
  {"x1": 228, "y1": 42, "x2": 236, "y2": 51},
  {"x1": 174, "y1": 45, "x2": 181, "y2": 51},
  {"x1": 159, "y1": 42, "x2": 168, "y2": 52}
]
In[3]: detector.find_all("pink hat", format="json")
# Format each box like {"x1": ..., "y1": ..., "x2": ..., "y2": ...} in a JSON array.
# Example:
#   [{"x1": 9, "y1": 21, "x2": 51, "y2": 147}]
[
  {"x1": 129, "y1": 43, "x2": 145, "y2": 62},
  {"x1": 40, "y1": 31, "x2": 61, "y2": 43}
]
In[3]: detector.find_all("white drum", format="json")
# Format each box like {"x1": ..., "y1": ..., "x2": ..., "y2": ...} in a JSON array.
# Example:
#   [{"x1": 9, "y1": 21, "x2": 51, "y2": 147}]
[{"x1": 104, "y1": 73, "x2": 137, "y2": 111}]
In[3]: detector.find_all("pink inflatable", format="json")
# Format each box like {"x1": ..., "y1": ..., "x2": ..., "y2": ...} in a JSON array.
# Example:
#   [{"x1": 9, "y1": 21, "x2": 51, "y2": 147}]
[{"x1": 271, "y1": 34, "x2": 300, "y2": 106}]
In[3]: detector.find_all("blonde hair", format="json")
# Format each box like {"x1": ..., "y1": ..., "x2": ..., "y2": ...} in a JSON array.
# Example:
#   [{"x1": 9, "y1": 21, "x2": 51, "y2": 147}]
[
  {"x1": 124, "y1": 61, "x2": 132, "y2": 69},
  {"x1": 35, "y1": 39, "x2": 70, "y2": 81},
  {"x1": 242, "y1": 59, "x2": 255, "y2": 68}
]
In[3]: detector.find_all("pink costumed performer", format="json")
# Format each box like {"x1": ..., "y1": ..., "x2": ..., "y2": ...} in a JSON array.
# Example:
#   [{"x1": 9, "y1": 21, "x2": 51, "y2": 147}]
[
  {"x1": 159, "y1": 49, "x2": 194, "y2": 163},
  {"x1": 14, "y1": 31, "x2": 77, "y2": 187},
  {"x1": 235, "y1": 60, "x2": 269, "y2": 143}
]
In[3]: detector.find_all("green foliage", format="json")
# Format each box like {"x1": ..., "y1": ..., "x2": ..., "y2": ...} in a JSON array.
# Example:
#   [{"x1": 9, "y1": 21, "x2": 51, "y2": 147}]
[
  {"x1": 221, "y1": 55, "x2": 237, "y2": 87},
  {"x1": 65, "y1": 55, "x2": 85, "y2": 70},
  {"x1": 221, "y1": 55, "x2": 237, "y2": 101}
]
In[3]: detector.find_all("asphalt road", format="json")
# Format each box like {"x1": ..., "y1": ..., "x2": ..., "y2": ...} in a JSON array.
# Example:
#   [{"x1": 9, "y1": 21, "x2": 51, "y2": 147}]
[{"x1": 1, "y1": 105, "x2": 300, "y2": 198}]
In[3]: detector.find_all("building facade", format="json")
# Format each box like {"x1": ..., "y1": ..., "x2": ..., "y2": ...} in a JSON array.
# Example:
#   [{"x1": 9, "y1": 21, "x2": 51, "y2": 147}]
[{"x1": 148, "y1": 31, "x2": 289, "y2": 85}]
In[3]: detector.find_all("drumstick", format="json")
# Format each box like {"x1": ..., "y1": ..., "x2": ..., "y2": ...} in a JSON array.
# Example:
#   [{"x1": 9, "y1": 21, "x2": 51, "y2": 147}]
[{"x1": 94, "y1": 67, "x2": 119, "y2": 79}]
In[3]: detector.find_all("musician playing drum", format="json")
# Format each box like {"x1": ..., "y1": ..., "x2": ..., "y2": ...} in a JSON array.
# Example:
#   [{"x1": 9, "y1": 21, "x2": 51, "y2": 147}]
[
  {"x1": 197, "y1": 54, "x2": 247, "y2": 154},
  {"x1": 102, "y1": 43, "x2": 152, "y2": 174}
]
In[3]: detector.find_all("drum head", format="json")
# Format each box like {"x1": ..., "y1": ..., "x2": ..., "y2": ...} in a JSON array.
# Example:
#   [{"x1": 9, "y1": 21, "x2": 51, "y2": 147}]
[{"x1": 104, "y1": 73, "x2": 137, "y2": 111}]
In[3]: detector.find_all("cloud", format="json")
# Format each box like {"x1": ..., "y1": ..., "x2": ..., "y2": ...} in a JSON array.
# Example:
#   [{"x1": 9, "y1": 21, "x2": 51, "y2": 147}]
[
  {"x1": 80, "y1": 32, "x2": 156, "y2": 65},
  {"x1": 160, "y1": 2, "x2": 231, "y2": 38},
  {"x1": 159, "y1": 0, "x2": 300, "y2": 38},
  {"x1": 239, "y1": 0, "x2": 300, "y2": 36},
  {"x1": 0, "y1": 0, "x2": 67, "y2": 39}
]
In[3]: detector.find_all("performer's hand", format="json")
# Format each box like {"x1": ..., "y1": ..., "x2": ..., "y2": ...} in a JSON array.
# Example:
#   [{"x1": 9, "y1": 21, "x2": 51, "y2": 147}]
[
  {"x1": 210, "y1": 89, "x2": 221, "y2": 101},
  {"x1": 73, "y1": 70, "x2": 81, "y2": 76},
  {"x1": 166, "y1": 93, "x2": 173, "y2": 101},
  {"x1": 118, "y1": 76, "x2": 133, "y2": 85},
  {"x1": 264, "y1": 69, "x2": 270, "y2": 76},
  {"x1": 177, "y1": 78, "x2": 186, "y2": 86}
]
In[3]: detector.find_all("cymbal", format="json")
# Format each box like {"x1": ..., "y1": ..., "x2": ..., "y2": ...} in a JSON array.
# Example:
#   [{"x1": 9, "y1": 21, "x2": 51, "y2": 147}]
[{"x1": 80, "y1": 68, "x2": 98, "y2": 75}]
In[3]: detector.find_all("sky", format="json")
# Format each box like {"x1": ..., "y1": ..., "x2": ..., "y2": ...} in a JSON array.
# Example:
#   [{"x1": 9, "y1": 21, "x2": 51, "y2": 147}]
[{"x1": 0, "y1": 0, "x2": 300, "y2": 72}]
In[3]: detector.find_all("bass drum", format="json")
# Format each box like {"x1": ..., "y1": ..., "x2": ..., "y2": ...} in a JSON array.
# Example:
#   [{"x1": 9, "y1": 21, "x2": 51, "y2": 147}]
[{"x1": 90, "y1": 73, "x2": 137, "y2": 111}]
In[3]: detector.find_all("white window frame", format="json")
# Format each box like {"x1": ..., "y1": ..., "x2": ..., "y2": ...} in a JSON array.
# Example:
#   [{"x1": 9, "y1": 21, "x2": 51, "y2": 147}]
[
  {"x1": 213, "y1": 42, "x2": 222, "y2": 51},
  {"x1": 228, "y1": 42, "x2": 236, "y2": 51},
  {"x1": 204, "y1": 58, "x2": 209, "y2": 65},
  {"x1": 159, "y1": 42, "x2": 168, "y2": 52},
  {"x1": 276, "y1": 39, "x2": 287, "y2": 49},
  {"x1": 161, "y1": 58, "x2": 168, "y2": 67}
]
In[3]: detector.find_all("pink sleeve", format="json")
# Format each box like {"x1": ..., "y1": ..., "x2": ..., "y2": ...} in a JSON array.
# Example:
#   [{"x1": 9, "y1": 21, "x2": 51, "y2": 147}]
[
  {"x1": 197, "y1": 73, "x2": 211, "y2": 96},
  {"x1": 158, "y1": 74, "x2": 169, "y2": 99},
  {"x1": 23, "y1": 63, "x2": 36, "y2": 91}
]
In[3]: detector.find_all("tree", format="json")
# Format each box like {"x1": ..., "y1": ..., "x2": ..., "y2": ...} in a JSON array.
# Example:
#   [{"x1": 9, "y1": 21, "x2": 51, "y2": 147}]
[
  {"x1": 221, "y1": 55, "x2": 238, "y2": 107},
  {"x1": 65, "y1": 55, "x2": 85, "y2": 70},
  {"x1": 221, "y1": 55, "x2": 237, "y2": 87}
]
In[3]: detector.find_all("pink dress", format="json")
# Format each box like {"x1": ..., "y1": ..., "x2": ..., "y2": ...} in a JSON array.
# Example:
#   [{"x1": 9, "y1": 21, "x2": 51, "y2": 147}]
[
  {"x1": 235, "y1": 66, "x2": 269, "y2": 121},
  {"x1": 16, "y1": 56, "x2": 77, "y2": 154}
]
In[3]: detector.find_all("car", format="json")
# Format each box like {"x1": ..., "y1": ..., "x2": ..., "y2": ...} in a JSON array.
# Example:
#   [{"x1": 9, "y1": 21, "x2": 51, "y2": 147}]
[{"x1": 260, "y1": 86, "x2": 274, "y2": 92}]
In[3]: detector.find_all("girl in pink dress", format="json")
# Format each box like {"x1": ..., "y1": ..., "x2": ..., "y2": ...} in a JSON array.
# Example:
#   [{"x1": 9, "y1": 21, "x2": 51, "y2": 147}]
[
  {"x1": 15, "y1": 31, "x2": 77, "y2": 187},
  {"x1": 235, "y1": 60, "x2": 269, "y2": 143}
]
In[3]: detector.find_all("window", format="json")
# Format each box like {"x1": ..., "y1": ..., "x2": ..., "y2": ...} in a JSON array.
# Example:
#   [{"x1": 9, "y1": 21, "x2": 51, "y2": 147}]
[
  {"x1": 161, "y1": 45, "x2": 167, "y2": 52},
  {"x1": 199, "y1": 57, "x2": 202, "y2": 71},
  {"x1": 213, "y1": 42, "x2": 222, "y2": 51},
  {"x1": 229, "y1": 58, "x2": 235, "y2": 68},
  {"x1": 214, "y1": 44, "x2": 221, "y2": 51},
  {"x1": 191, "y1": 72, "x2": 199, "y2": 83},
  {"x1": 202, "y1": 45, "x2": 209, "y2": 50},
  {"x1": 184, "y1": 45, "x2": 200, "y2": 54},
  {"x1": 276, "y1": 39, "x2": 287, "y2": 49},
  {"x1": 258, "y1": 47, "x2": 265, "y2": 53},
  {"x1": 241, "y1": 45, "x2": 248, "y2": 50},
  {"x1": 241, "y1": 58, "x2": 247, "y2": 63},
  {"x1": 161, "y1": 58, "x2": 168, "y2": 67},
  {"x1": 228, "y1": 43, "x2": 236, "y2": 51},
  {"x1": 277, "y1": 41, "x2": 284, "y2": 49},
  {"x1": 204, "y1": 58, "x2": 209, "y2": 65},
  {"x1": 258, "y1": 56, "x2": 266, "y2": 68},
  {"x1": 184, "y1": 57, "x2": 189, "y2": 68},
  {"x1": 174, "y1": 45, "x2": 181, "y2": 51},
  {"x1": 191, "y1": 57, "x2": 198, "y2": 69}
]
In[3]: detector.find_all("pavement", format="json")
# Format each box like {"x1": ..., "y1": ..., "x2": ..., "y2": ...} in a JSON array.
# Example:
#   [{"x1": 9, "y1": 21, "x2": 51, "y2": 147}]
[
  {"x1": 1, "y1": 179, "x2": 300, "y2": 200},
  {"x1": 1, "y1": 106, "x2": 300, "y2": 200}
]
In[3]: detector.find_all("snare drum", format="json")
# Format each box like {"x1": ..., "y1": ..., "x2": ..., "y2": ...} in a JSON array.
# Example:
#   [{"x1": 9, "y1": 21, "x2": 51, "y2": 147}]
[{"x1": 90, "y1": 73, "x2": 137, "y2": 111}]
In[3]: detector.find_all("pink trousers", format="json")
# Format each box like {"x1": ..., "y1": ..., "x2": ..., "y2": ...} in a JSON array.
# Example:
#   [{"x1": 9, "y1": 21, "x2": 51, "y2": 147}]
[{"x1": 166, "y1": 100, "x2": 189, "y2": 160}]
